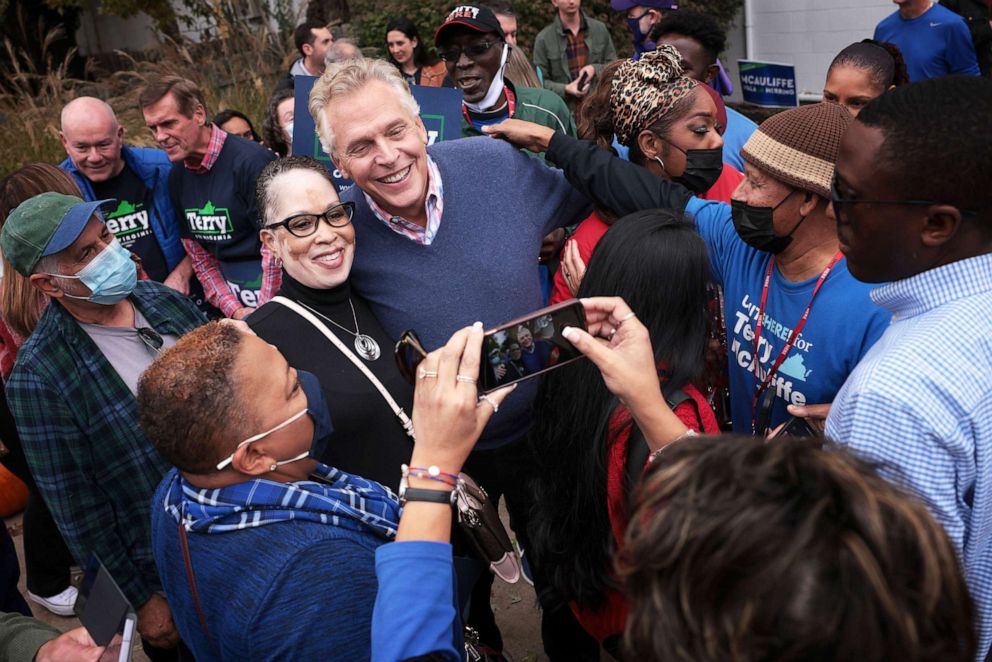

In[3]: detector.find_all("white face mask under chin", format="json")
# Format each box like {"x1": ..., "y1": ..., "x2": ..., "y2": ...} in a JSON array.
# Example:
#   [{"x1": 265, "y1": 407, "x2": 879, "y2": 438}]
[{"x1": 463, "y1": 43, "x2": 510, "y2": 113}]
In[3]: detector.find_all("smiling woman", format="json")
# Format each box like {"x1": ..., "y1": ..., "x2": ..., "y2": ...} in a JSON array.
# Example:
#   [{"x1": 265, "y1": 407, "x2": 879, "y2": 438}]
[{"x1": 247, "y1": 156, "x2": 415, "y2": 489}]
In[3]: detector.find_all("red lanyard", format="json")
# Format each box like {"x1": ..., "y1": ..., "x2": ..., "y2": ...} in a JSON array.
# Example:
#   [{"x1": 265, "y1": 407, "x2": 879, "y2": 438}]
[{"x1": 750, "y1": 252, "x2": 843, "y2": 429}]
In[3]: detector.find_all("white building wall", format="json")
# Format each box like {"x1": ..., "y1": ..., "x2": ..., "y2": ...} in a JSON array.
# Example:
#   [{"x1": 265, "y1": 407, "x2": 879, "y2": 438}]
[{"x1": 724, "y1": 0, "x2": 896, "y2": 102}]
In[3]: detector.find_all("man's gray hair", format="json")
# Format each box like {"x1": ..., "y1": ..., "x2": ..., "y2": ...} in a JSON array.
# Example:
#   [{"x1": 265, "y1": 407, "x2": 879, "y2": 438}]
[
  {"x1": 324, "y1": 38, "x2": 363, "y2": 67},
  {"x1": 308, "y1": 58, "x2": 421, "y2": 160}
]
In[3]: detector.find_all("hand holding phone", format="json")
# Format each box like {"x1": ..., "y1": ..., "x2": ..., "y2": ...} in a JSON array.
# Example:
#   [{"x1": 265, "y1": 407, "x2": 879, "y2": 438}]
[
  {"x1": 576, "y1": 69, "x2": 592, "y2": 92},
  {"x1": 478, "y1": 300, "x2": 587, "y2": 393}
]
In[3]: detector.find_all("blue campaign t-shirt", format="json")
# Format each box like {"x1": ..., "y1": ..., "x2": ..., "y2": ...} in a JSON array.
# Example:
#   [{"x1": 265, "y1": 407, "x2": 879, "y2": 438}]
[
  {"x1": 874, "y1": 4, "x2": 981, "y2": 81},
  {"x1": 685, "y1": 197, "x2": 891, "y2": 432}
]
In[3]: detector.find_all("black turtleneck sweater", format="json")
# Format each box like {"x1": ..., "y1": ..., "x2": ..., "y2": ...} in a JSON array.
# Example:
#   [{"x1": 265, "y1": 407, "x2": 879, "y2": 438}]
[{"x1": 248, "y1": 272, "x2": 414, "y2": 490}]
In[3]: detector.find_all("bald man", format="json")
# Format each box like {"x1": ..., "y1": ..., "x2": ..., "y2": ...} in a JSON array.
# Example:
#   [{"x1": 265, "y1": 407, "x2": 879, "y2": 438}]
[{"x1": 59, "y1": 97, "x2": 193, "y2": 293}]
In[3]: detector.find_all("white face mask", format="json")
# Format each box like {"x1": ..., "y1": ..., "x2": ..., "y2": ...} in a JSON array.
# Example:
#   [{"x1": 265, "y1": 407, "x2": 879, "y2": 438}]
[
  {"x1": 215, "y1": 409, "x2": 307, "y2": 471},
  {"x1": 463, "y1": 43, "x2": 510, "y2": 113},
  {"x1": 283, "y1": 121, "x2": 294, "y2": 144}
]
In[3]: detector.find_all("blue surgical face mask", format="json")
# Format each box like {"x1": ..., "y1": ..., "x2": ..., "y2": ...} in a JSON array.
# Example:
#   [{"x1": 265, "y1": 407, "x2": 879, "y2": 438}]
[
  {"x1": 283, "y1": 121, "x2": 294, "y2": 144},
  {"x1": 215, "y1": 370, "x2": 333, "y2": 471},
  {"x1": 44, "y1": 237, "x2": 137, "y2": 305}
]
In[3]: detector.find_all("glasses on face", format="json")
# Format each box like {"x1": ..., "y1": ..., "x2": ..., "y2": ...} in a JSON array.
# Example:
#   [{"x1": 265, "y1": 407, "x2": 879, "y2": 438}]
[
  {"x1": 264, "y1": 202, "x2": 356, "y2": 238},
  {"x1": 439, "y1": 39, "x2": 501, "y2": 62},
  {"x1": 394, "y1": 329, "x2": 429, "y2": 386},
  {"x1": 830, "y1": 171, "x2": 941, "y2": 221},
  {"x1": 136, "y1": 327, "x2": 164, "y2": 353}
]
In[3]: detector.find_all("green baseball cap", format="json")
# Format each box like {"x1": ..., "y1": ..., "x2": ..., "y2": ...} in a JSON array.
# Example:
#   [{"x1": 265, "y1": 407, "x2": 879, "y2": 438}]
[{"x1": 0, "y1": 192, "x2": 114, "y2": 277}]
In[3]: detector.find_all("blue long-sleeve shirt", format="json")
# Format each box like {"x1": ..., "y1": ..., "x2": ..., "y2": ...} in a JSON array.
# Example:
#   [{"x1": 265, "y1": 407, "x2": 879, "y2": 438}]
[{"x1": 372, "y1": 542, "x2": 462, "y2": 662}]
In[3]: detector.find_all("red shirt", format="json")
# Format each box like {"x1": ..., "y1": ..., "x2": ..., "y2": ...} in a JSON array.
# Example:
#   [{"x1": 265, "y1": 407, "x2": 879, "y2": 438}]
[
  {"x1": 570, "y1": 382, "x2": 720, "y2": 642},
  {"x1": 550, "y1": 164, "x2": 743, "y2": 305}
]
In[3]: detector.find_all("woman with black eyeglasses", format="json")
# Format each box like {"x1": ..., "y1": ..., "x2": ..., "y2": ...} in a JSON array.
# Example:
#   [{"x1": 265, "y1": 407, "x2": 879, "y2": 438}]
[{"x1": 247, "y1": 156, "x2": 414, "y2": 488}]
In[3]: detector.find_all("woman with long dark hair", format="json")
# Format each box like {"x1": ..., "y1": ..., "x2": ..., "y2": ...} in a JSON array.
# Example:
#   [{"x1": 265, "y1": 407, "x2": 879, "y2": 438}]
[
  {"x1": 385, "y1": 17, "x2": 449, "y2": 88},
  {"x1": 528, "y1": 209, "x2": 721, "y2": 649}
]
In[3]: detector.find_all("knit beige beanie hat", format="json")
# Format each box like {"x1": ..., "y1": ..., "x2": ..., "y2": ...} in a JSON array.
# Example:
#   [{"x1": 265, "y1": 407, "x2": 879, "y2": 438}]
[{"x1": 740, "y1": 102, "x2": 853, "y2": 198}]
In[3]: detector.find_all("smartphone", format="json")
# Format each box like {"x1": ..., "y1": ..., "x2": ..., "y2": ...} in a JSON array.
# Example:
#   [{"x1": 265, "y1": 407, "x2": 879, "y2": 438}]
[
  {"x1": 77, "y1": 555, "x2": 135, "y2": 661},
  {"x1": 479, "y1": 299, "x2": 586, "y2": 393},
  {"x1": 576, "y1": 69, "x2": 592, "y2": 93},
  {"x1": 771, "y1": 416, "x2": 816, "y2": 438}
]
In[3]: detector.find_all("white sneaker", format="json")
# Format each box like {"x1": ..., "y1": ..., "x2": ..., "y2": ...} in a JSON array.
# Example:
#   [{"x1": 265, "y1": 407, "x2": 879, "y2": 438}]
[{"x1": 27, "y1": 585, "x2": 78, "y2": 617}]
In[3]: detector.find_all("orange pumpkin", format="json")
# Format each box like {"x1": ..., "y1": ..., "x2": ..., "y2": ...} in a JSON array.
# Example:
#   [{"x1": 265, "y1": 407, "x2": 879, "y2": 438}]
[{"x1": 0, "y1": 464, "x2": 28, "y2": 518}]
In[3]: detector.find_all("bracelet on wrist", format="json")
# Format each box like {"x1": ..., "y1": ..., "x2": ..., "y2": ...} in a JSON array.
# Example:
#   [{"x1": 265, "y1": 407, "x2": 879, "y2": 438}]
[
  {"x1": 648, "y1": 428, "x2": 698, "y2": 464},
  {"x1": 401, "y1": 464, "x2": 459, "y2": 488}
]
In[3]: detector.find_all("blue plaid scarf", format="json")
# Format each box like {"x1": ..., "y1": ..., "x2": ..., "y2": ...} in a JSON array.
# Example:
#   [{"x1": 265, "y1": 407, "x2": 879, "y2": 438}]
[{"x1": 162, "y1": 463, "x2": 401, "y2": 540}]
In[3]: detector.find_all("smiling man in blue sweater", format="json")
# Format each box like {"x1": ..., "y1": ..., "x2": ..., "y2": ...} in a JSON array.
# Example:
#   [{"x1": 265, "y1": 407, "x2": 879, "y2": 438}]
[{"x1": 309, "y1": 56, "x2": 589, "y2": 651}]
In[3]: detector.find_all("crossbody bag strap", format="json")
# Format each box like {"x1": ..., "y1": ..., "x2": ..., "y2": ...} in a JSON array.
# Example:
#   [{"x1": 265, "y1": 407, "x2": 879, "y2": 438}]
[
  {"x1": 270, "y1": 296, "x2": 416, "y2": 439},
  {"x1": 177, "y1": 519, "x2": 220, "y2": 657}
]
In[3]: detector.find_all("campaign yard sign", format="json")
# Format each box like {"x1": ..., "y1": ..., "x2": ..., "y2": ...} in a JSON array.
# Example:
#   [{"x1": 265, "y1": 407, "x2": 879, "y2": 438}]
[
  {"x1": 738, "y1": 60, "x2": 799, "y2": 108},
  {"x1": 292, "y1": 76, "x2": 463, "y2": 190}
]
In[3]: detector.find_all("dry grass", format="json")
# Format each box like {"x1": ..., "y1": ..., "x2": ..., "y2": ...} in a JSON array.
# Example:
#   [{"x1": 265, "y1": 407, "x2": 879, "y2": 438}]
[{"x1": 0, "y1": 11, "x2": 293, "y2": 176}]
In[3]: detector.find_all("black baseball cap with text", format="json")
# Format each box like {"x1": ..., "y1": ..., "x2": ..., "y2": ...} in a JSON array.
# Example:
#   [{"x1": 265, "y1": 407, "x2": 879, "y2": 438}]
[{"x1": 434, "y1": 5, "x2": 505, "y2": 46}]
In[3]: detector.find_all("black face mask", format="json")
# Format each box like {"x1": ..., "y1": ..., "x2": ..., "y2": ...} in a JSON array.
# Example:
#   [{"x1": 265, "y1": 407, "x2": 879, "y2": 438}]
[
  {"x1": 674, "y1": 147, "x2": 724, "y2": 194},
  {"x1": 731, "y1": 191, "x2": 806, "y2": 254},
  {"x1": 653, "y1": 142, "x2": 724, "y2": 195}
]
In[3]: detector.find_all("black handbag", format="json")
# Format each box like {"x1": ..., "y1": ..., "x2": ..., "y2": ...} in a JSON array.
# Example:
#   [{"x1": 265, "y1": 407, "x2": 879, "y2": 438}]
[{"x1": 455, "y1": 472, "x2": 521, "y2": 584}]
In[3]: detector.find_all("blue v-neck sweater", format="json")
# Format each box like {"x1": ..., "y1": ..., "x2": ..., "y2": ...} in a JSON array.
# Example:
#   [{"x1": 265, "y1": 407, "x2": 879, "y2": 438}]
[{"x1": 344, "y1": 136, "x2": 590, "y2": 450}]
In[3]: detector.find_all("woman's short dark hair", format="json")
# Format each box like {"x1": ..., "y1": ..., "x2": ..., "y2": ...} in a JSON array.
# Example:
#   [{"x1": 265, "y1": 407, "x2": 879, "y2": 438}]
[
  {"x1": 262, "y1": 88, "x2": 294, "y2": 157},
  {"x1": 829, "y1": 39, "x2": 909, "y2": 90},
  {"x1": 619, "y1": 435, "x2": 977, "y2": 661},
  {"x1": 213, "y1": 109, "x2": 260, "y2": 141},
  {"x1": 138, "y1": 321, "x2": 249, "y2": 474},
  {"x1": 527, "y1": 209, "x2": 712, "y2": 610},
  {"x1": 255, "y1": 155, "x2": 338, "y2": 228},
  {"x1": 385, "y1": 16, "x2": 439, "y2": 70}
]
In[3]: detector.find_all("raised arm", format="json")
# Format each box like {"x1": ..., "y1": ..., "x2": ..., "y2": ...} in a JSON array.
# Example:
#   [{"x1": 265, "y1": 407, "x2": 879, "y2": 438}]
[{"x1": 484, "y1": 120, "x2": 693, "y2": 221}]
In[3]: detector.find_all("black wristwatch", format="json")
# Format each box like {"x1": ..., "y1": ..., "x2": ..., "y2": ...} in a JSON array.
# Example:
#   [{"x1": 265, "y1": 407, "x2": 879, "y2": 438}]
[{"x1": 398, "y1": 477, "x2": 456, "y2": 506}]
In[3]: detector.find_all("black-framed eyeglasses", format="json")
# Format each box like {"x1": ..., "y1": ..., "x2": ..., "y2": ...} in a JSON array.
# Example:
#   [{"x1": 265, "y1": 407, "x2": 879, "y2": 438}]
[
  {"x1": 439, "y1": 39, "x2": 501, "y2": 63},
  {"x1": 830, "y1": 171, "x2": 952, "y2": 220},
  {"x1": 136, "y1": 327, "x2": 164, "y2": 353},
  {"x1": 264, "y1": 202, "x2": 356, "y2": 238},
  {"x1": 394, "y1": 329, "x2": 429, "y2": 386}
]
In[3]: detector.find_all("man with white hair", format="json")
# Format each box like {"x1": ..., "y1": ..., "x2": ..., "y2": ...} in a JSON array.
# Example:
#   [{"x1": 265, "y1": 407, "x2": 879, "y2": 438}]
[
  {"x1": 309, "y1": 56, "x2": 589, "y2": 652},
  {"x1": 59, "y1": 97, "x2": 192, "y2": 292}
]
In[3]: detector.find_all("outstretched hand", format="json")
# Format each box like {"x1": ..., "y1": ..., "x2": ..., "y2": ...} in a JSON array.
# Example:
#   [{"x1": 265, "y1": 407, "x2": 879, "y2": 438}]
[
  {"x1": 410, "y1": 323, "x2": 515, "y2": 474},
  {"x1": 562, "y1": 297, "x2": 659, "y2": 409},
  {"x1": 483, "y1": 119, "x2": 556, "y2": 154}
]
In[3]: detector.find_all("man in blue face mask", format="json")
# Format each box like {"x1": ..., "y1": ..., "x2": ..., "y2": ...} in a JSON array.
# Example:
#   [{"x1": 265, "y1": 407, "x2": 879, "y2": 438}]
[
  {"x1": 611, "y1": 0, "x2": 678, "y2": 59},
  {"x1": 1, "y1": 192, "x2": 207, "y2": 660}
]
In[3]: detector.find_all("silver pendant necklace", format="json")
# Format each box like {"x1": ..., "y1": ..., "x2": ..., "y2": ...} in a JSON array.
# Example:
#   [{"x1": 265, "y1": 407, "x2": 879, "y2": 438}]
[{"x1": 296, "y1": 299, "x2": 381, "y2": 361}]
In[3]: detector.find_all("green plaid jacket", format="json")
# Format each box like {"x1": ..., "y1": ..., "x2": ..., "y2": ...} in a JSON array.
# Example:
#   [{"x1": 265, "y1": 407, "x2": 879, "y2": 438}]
[{"x1": 7, "y1": 281, "x2": 205, "y2": 607}]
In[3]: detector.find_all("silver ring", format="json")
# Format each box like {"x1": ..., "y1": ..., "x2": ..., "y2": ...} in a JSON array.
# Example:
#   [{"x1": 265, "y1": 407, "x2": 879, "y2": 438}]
[
  {"x1": 609, "y1": 328, "x2": 617, "y2": 338},
  {"x1": 456, "y1": 375, "x2": 477, "y2": 384},
  {"x1": 418, "y1": 369, "x2": 439, "y2": 380},
  {"x1": 618, "y1": 312, "x2": 636, "y2": 325},
  {"x1": 478, "y1": 394, "x2": 499, "y2": 414}
]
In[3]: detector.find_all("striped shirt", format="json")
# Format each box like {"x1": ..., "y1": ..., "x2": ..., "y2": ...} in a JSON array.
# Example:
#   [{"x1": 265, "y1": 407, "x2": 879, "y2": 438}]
[
  {"x1": 365, "y1": 157, "x2": 444, "y2": 245},
  {"x1": 827, "y1": 254, "x2": 992, "y2": 658}
]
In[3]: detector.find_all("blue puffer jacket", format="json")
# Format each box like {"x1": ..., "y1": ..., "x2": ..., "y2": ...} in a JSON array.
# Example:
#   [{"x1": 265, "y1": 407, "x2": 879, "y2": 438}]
[{"x1": 60, "y1": 145, "x2": 185, "y2": 270}]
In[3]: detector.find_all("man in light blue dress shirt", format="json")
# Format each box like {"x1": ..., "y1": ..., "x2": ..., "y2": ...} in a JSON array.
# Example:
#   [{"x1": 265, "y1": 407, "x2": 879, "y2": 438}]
[{"x1": 826, "y1": 75, "x2": 992, "y2": 659}]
